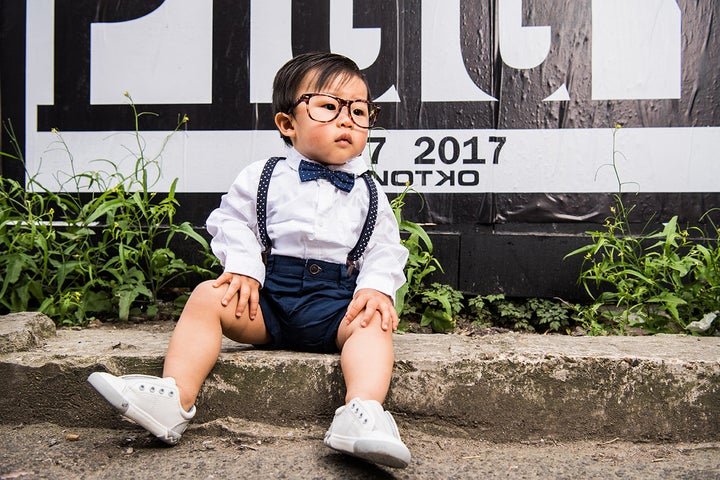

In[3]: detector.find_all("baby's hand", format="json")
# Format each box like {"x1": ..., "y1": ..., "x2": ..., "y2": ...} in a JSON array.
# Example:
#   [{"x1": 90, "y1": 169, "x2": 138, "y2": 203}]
[
  {"x1": 212, "y1": 272, "x2": 260, "y2": 319},
  {"x1": 344, "y1": 288, "x2": 398, "y2": 331}
]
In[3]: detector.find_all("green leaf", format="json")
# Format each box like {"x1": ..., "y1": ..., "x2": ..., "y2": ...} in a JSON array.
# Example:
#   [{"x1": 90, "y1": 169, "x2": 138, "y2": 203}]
[
  {"x1": 4, "y1": 254, "x2": 25, "y2": 285},
  {"x1": 84, "y1": 197, "x2": 125, "y2": 224},
  {"x1": 0, "y1": 151, "x2": 19, "y2": 159},
  {"x1": 171, "y1": 222, "x2": 210, "y2": 249},
  {"x1": 564, "y1": 243, "x2": 597, "y2": 259},
  {"x1": 646, "y1": 292, "x2": 687, "y2": 322},
  {"x1": 421, "y1": 307, "x2": 456, "y2": 333},
  {"x1": 83, "y1": 290, "x2": 113, "y2": 314},
  {"x1": 394, "y1": 283, "x2": 408, "y2": 315},
  {"x1": 399, "y1": 220, "x2": 433, "y2": 252},
  {"x1": 117, "y1": 289, "x2": 135, "y2": 321}
]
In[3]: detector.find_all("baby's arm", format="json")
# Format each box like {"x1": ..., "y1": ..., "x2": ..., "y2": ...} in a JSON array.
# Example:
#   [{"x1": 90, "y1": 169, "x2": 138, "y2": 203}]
[
  {"x1": 343, "y1": 288, "x2": 399, "y2": 331},
  {"x1": 212, "y1": 272, "x2": 261, "y2": 320}
]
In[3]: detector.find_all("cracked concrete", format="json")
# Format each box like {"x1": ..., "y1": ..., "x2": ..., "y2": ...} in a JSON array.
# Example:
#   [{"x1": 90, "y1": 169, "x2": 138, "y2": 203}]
[{"x1": 1, "y1": 312, "x2": 718, "y2": 443}]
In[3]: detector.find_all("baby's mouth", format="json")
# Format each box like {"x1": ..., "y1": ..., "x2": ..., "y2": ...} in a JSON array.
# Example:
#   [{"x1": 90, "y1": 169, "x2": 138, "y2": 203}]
[{"x1": 336, "y1": 135, "x2": 353, "y2": 144}]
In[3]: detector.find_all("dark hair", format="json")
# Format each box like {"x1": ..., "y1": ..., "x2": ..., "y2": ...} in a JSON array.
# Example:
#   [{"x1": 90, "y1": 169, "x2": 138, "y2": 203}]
[{"x1": 272, "y1": 52, "x2": 371, "y2": 146}]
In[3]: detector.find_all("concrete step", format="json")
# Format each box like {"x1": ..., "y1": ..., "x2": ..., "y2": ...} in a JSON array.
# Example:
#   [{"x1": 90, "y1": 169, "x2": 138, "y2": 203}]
[{"x1": 1, "y1": 312, "x2": 718, "y2": 442}]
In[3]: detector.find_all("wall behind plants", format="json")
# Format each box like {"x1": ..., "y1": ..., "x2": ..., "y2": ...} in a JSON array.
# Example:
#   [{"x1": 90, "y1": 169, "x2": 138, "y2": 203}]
[{"x1": 2, "y1": 0, "x2": 719, "y2": 300}]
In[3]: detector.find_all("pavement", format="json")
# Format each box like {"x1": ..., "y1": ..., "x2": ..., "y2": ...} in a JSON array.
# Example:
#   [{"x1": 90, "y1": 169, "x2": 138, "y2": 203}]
[{"x1": 1, "y1": 311, "x2": 719, "y2": 479}]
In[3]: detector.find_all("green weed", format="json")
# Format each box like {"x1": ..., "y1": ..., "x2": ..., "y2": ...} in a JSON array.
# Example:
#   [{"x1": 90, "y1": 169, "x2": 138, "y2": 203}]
[
  {"x1": 566, "y1": 205, "x2": 720, "y2": 335},
  {"x1": 390, "y1": 187, "x2": 460, "y2": 332},
  {"x1": 565, "y1": 125, "x2": 720, "y2": 335},
  {"x1": 467, "y1": 294, "x2": 574, "y2": 333},
  {"x1": 0, "y1": 95, "x2": 216, "y2": 325}
]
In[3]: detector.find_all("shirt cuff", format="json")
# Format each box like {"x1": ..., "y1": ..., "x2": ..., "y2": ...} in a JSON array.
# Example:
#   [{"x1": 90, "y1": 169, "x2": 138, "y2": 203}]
[
  {"x1": 355, "y1": 274, "x2": 400, "y2": 304},
  {"x1": 223, "y1": 256, "x2": 266, "y2": 287}
]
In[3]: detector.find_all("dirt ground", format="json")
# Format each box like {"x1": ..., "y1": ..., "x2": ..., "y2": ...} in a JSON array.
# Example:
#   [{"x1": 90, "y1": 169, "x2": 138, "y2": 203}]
[{"x1": 1, "y1": 418, "x2": 718, "y2": 480}]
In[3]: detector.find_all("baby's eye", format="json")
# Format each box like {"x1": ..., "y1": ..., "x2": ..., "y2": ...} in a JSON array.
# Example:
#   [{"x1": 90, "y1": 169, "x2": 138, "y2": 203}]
[
  {"x1": 351, "y1": 102, "x2": 370, "y2": 116},
  {"x1": 320, "y1": 102, "x2": 338, "y2": 111}
]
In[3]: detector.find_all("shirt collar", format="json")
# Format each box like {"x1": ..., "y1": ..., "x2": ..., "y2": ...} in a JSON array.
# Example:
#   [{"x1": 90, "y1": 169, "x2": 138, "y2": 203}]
[{"x1": 285, "y1": 147, "x2": 368, "y2": 176}]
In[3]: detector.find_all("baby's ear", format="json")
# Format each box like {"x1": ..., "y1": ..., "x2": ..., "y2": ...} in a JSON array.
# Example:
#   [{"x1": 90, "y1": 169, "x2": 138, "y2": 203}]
[{"x1": 274, "y1": 112, "x2": 296, "y2": 139}]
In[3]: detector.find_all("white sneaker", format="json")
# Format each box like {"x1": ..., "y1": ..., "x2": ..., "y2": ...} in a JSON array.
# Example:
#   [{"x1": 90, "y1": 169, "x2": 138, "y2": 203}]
[
  {"x1": 324, "y1": 398, "x2": 411, "y2": 468},
  {"x1": 88, "y1": 372, "x2": 196, "y2": 445}
]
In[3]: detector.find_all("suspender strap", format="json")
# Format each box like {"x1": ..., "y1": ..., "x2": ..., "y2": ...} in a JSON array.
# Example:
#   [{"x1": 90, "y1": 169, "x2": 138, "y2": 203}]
[
  {"x1": 256, "y1": 156, "x2": 283, "y2": 262},
  {"x1": 346, "y1": 171, "x2": 378, "y2": 274},
  {"x1": 255, "y1": 157, "x2": 378, "y2": 271}
]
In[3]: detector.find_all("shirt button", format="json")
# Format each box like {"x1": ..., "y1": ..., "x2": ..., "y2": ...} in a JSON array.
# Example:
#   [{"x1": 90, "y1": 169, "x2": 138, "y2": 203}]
[{"x1": 309, "y1": 263, "x2": 322, "y2": 275}]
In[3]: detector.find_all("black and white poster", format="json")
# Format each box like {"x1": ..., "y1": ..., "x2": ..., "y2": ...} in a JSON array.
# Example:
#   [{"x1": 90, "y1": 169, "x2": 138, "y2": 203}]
[{"x1": 2, "y1": 0, "x2": 719, "y2": 295}]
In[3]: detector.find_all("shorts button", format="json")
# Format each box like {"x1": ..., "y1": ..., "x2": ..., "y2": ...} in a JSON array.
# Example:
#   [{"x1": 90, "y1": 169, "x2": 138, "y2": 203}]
[{"x1": 309, "y1": 263, "x2": 322, "y2": 275}]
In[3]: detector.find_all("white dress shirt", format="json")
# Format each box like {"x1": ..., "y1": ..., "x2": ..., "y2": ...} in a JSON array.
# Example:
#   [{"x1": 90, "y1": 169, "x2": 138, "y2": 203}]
[{"x1": 206, "y1": 147, "x2": 408, "y2": 300}]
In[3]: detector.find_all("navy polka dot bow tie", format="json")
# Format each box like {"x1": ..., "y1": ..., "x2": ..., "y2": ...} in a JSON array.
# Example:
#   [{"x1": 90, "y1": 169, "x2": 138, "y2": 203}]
[{"x1": 298, "y1": 160, "x2": 355, "y2": 192}]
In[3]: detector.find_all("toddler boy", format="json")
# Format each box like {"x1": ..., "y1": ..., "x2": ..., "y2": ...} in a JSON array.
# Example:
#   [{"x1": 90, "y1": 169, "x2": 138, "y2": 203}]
[{"x1": 89, "y1": 52, "x2": 411, "y2": 469}]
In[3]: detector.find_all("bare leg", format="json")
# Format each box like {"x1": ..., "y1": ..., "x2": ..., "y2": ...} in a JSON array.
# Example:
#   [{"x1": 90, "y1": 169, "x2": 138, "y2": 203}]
[
  {"x1": 163, "y1": 280, "x2": 270, "y2": 410},
  {"x1": 325, "y1": 314, "x2": 411, "y2": 468},
  {"x1": 336, "y1": 311, "x2": 394, "y2": 403}
]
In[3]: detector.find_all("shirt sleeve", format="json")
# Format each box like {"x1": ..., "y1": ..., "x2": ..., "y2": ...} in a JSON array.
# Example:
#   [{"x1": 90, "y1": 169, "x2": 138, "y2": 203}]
[
  {"x1": 205, "y1": 161, "x2": 267, "y2": 286},
  {"x1": 354, "y1": 182, "x2": 409, "y2": 302}
]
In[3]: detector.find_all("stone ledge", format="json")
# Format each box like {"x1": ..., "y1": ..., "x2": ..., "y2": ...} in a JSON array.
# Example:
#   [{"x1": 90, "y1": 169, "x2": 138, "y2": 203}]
[
  {"x1": 0, "y1": 313, "x2": 718, "y2": 442},
  {"x1": 0, "y1": 312, "x2": 56, "y2": 354}
]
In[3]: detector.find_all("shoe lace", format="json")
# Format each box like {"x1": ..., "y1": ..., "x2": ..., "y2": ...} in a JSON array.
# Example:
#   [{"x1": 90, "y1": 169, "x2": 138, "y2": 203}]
[
  {"x1": 137, "y1": 383, "x2": 176, "y2": 398},
  {"x1": 349, "y1": 400, "x2": 370, "y2": 425}
]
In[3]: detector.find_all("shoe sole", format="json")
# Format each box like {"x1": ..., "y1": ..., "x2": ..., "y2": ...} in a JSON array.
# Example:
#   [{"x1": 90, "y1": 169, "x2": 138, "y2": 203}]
[
  {"x1": 325, "y1": 433, "x2": 411, "y2": 468},
  {"x1": 87, "y1": 372, "x2": 181, "y2": 445}
]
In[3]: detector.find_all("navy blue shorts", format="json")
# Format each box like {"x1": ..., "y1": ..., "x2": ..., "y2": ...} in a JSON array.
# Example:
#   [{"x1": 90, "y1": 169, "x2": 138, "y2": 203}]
[{"x1": 257, "y1": 255, "x2": 358, "y2": 353}]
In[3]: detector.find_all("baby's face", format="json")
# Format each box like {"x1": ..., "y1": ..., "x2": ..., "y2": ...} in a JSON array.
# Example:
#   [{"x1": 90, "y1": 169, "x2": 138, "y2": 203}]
[{"x1": 280, "y1": 73, "x2": 370, "y2": 166}]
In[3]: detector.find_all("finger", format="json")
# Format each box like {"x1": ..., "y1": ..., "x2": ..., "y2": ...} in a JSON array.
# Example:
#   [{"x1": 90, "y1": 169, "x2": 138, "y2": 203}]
[
  {"x1": 235, "y1": 284, "x2": 252, "y2": 318},
  {"x1": 371, "y1": 309, "x2": 386, "y2": 329},
  {"x1": 235, "y1": 284, "x2": 251, "y2": 318},
  {"x1": 248, "y1": 288, "x2": 260, "y2": 320},
  {"x1": 382, "y1": 300, "x2": 399, "y2": 330},
  {"x1": 359, "y1": 305, "x2": 377, "y2": 328},
  {"x1": 380, "y1": 307, "x2": 391, "y2": 331},
  {"x1": 212, "y1": 272, "x2": 232, "y2": 288},
  {"x1": 344, "y1": 298, "x2": 363, "y2": 324},
  {"x1": 221, "y1": 278, "x2": 241, "y2": 307},
  {"x1": 390, "y1": 310, "x2": 399, "y2": 331},
  {"x1": 235, "y1": 301, "x2": 245, "y2": 318},
  {"x1": 391, "y1": 309, "x2": 399, "y2": 331},
  {"x1": 382, "y1": 303, "x2": 397, "y2": 331},
  {"x1": 363, "y1": 296, "x2": 382, "y2": 326}
]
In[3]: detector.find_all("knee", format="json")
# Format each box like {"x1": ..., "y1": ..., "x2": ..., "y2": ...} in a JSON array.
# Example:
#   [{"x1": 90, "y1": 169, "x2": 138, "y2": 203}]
[
  {"x1": 193, "y1": 279, "x2": 220, "y2": 295},
  {"x1": 347, "y1": 314, "x2": 395, "y2": 342},
  {"x1": 185, "y1": 280, "x2": 225, "y2": 309}
]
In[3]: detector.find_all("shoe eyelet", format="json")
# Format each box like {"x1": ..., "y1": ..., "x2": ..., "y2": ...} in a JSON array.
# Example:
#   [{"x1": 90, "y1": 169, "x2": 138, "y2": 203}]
[
  {"x1": 159, "y1": 388, "x2": 165, "y2": 395},
  {"x1": 169, "y1": 391, "x2": 175, "y2": 397},
  {"x1": 149, "y1": 386, "x2": 155, "y2": 393},
  {"x1": 139, "y1": 385, "x2": 145, "y2": 391}
]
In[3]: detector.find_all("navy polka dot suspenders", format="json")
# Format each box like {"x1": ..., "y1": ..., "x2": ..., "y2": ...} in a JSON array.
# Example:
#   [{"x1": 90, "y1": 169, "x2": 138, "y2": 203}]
[
  {"x1": 256, "y1": 157, "x2": 378, "y2": 275},
  {"x1": 256, "y1": 157, "x2": 278, "y2": 264}
]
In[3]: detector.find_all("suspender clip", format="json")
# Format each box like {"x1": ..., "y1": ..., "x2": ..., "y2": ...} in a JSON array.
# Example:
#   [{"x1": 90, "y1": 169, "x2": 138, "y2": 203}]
[{"x1": 346, "y1": 259, "x2": 357, "y2": 277}]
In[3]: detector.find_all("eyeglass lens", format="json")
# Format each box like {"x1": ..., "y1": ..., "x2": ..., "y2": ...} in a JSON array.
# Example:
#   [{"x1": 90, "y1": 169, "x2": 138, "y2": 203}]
[{"x1": 305, "y1": 94, "x2": 375, "y2": 128}]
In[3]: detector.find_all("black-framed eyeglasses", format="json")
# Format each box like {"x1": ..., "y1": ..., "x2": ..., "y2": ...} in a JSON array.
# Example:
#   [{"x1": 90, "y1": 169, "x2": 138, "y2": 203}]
[{"x1": 291, "y1": 93, "x2": 380, "y2": 129}]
